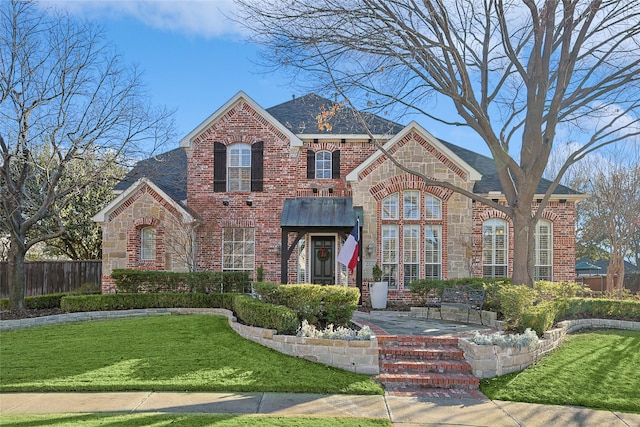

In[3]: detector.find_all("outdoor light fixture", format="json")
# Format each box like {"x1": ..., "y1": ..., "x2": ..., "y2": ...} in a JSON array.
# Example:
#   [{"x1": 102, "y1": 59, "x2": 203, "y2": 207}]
[
  {"x1": 274, "y1": 242, "x2": 281, "y2": 256},
  {"x1": 222, "y1": 200, "x2": 229, "y2": 206},
  {"x1": 367, "y1": 242, "x2": 375, "y2": 256},
  {"x1": 246, "y1": 200, "x2": 253, "y2": 207},
  {"x1": 312, "y1": 187, "x2": 318, "y2": 193},
  {"x1": 328, "y1": 188, "x2": 334, "y2": 194}
]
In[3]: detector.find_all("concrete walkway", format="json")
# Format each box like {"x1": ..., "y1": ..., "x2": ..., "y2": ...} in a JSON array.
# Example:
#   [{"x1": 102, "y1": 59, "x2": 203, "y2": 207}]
[{"x1": 2, "y1": 391, "x2": 639, "y2": 426}]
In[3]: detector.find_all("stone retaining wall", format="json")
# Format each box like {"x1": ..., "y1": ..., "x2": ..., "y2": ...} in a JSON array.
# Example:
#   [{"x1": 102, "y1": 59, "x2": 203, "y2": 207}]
[
  {"x1": 458, "y1": 318, "x2": 640, "y2": 379},
  {"x1": 0, "y1": 308, "x2": 379, "y2": 375}
]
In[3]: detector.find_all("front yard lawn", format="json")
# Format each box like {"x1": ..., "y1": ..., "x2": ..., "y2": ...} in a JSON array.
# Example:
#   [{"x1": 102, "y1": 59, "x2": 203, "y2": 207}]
[
  {"x1": 0, "y1": 314, "x2": 383, "y2": 395},
  {"x1": 480, "y1": 329, "x2": 640, "y2": 413}
]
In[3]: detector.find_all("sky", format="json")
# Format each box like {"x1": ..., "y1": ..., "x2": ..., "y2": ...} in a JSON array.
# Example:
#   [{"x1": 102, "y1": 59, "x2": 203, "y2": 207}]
[{"x1": 37, "y1": 0, "x2": 490, "y2": 156}]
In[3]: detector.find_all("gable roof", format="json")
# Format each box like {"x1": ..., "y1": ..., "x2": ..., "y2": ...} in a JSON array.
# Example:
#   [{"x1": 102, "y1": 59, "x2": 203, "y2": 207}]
[
  {"x1": 114, "y1": 147, "x2": 187, "y2": 202},
  {"x1": 179, "y1": 91, "x2": 303, "y2": 148},
  {"x1": 267, "y1": 93, "x2": 404, "y2": 136}
]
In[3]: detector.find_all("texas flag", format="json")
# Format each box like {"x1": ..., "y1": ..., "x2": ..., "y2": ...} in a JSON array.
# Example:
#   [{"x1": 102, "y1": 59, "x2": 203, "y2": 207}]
[{"x1": 338, "y1": 219, "x2": 360, "y2": 273}]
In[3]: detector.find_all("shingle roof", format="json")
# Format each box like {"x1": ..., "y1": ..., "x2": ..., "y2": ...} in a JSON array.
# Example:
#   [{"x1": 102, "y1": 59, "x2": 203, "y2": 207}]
[
  {"x1": 266, "y1": 94, "x2": 404, "y2": 135},
  {"x1": 114, "y1": 95, "x2": 580, "y2": 199},
  {"x1": 114, "y1": 147, "x2": 188, "y2": 202}
]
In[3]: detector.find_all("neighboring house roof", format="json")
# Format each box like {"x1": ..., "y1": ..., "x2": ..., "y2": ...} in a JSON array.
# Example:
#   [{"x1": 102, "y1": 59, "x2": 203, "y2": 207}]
[
  {"x1": 267, "y1": 93, "x2": 405, "y2": 136},
  {"x1": 576, "y1": 258, "x2": 639, "y2": 275},
  {"x1": 114, "y1": 147, "x2": 188, "y2": 202}
]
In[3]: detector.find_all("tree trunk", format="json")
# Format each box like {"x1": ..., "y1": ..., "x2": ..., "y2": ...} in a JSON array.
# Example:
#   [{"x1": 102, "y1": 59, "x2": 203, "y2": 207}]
[
  {"x1": 511, "y1": 209, "x2": 536, "y2": 287},
  {"x1": 7, "y1": 235, "x2": 27, "y2": 309}
]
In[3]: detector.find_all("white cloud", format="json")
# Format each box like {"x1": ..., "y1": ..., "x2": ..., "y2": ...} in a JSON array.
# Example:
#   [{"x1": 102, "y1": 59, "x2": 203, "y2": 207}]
[{"x1": 37, "y1": 0, "x2": 248, "y2": 38}]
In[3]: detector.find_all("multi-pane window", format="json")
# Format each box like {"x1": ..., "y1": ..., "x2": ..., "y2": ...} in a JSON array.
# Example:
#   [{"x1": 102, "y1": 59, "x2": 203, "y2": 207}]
[
  {"x1": 424, "y1": 225, "x2": 441, "y2": 279},
  {"x1": 425, "y1": 194, "x2": 442, "y2": 219},
  {"x1": 382, "y1": 193, "x2": 399, "y2": 220},
  {"x1": 381, "y1": 225, "x2": 398, "y2": 289},
  {"x1": 140, "y1": 226, "x2": 156, "y2": 261},
  {"x1": 222, "y1": 228, "x2": 255, "y2": 271},
  {"x1": 403, "y1": 191, "x2": 420, "y2": 219},
  {"x1": 535, "y1": 220, "x2": 553, "y2": 281},
  {"x1": 403, "y1": 225, "x2": 420, "y2": 286},
  {"x1": 315, "y1": 151, "x2": 332, "y2": 179},
  {"x1": 227, "y1": 144, "x2": 251, "y2": 191},
  {"x1": 482, "y1": 218, "x2": 508, "y2": 277}
]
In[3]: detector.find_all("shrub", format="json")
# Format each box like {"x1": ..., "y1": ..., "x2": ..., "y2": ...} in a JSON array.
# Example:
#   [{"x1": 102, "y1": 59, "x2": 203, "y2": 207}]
[
  {"x1": 111, "y1": 269, "x2": 251, "y2": 294},
  {"x1": 469, "y1": 328, "x2": 539, "y2": 348},
  {"x1": 554, "y1": 297, "x2": 640, "y2": 321},
  {"x1": 251, "y1": 283, "x2": 360, "y2": 327},
  {"x1": 408, "y1": 277, "x2": 510, "y2": 312},
  {"x1": 297, "y1": 320, "x2": 372, "y2": 341},
  {"x1": 497, "y1": 285, "x2": 537, "y2": 331},
  {"x1": 522, "y1": 302, "x2": 558, "y2": 336},
  {"x1": 231, "y1": 294, "x2": 299, "y2": 334},
  {"x1": 535, "y1": 280, "x2": 591, "y2": 299},
  {"x1": 61, "y1": 293, "x2": 227, "y2": 312}
]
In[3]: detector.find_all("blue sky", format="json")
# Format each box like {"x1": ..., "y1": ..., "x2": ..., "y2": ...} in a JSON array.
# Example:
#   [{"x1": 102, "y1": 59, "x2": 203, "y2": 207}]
[{"x1": 38, "y1": 1, "x2": 489, "y2": 155}]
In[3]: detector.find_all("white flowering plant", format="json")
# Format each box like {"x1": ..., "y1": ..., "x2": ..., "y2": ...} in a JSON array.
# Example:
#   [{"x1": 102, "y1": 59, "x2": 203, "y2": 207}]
[
  {"x1": 297, "y1": 320, "x2": 372, "y2": 341},
  {"x1": 469, "y1": 328, "x2": 539, "y2": 349}
]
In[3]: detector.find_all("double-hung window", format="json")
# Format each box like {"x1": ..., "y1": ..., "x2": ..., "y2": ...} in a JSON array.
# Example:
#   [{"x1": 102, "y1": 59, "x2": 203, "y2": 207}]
[
  {"x1": 535, "y1": 220, "x2": 553, "y2": 281},
  {"x1": 222, "y1": 228, "x2": 255, "y2": 271},
  {"x1": 140, "y1": 226, "x2": 156, "y2": 261},
  {"x1": 227, "y1": 144, "x2": 251, "y2": 191},
  {"x1": 315, "y1": 151, "x2": 332, "y2": 179},
  {"x1": 381, "y1": 225, "x2": 398, "y2": 289}
]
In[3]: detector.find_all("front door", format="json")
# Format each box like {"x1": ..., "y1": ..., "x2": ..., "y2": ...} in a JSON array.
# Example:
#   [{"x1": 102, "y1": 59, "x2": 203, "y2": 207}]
[{"x1": 311, "y1": 236, "x2": 335, "y2": 285}]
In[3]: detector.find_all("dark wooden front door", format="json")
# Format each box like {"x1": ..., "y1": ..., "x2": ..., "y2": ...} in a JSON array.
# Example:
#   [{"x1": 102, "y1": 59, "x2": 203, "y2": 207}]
[{"x1": 311, "y1": 236, "x2": 335, "y2": 285}]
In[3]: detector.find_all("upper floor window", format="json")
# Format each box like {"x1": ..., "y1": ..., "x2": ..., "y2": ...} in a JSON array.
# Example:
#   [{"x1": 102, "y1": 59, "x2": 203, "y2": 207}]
[
  {"x1": 403, "y1": 191, "x2": 420, "y2": 219},
  {"x1": 425, "y1": 194, "x2": 442, "y2": 219},
  {"x1": 214, "y1": 141, "x2": 263, "y2": 192},
  {"x1": 315, "y1": 151, "x2": 332, "y2": 179},
  {"x1": 307, "y1": 149, "x2": 340, "y2": 179},
  {"x1": 228, "y1": 143, "x2": 251, "y2": 191},
  {"x1": 140, "y1": 226, "x2": 156, "y2": 261},
  {"x1": 382, "y1": 193, "x2": 399, "y2": 220},
  {"x1": 482, "y1": 218, "x2": 508, "y2": 277},
  {"x1": 535, "y1": 219, "x2": 553, "y2": 281}
]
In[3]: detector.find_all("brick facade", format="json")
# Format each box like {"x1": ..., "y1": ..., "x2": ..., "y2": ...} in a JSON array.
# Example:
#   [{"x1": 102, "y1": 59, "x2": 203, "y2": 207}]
[{"x1": 95, "y1": 92, "x2": 581, "y2": 300}]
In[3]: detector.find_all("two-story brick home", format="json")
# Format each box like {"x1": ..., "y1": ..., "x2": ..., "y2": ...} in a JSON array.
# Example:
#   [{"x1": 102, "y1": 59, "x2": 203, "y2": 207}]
[{"x1": 93, "y1": 91, "x2": 583, "y2": 303}]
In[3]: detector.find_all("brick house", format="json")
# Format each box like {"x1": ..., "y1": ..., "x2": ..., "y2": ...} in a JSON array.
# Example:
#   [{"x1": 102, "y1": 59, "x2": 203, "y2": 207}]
[{"x1": 93, "y1": 91, "x2": 583, "y2": 303}]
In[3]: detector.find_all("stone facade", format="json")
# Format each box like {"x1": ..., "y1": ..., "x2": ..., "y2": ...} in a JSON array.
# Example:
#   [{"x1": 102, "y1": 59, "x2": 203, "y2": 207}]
[{"x1": 95, "y1": 91, "x2": 583, "y2": 298}]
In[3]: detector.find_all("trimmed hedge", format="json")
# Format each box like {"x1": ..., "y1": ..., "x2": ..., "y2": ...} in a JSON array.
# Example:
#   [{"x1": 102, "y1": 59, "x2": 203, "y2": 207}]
[
  {"x1": 111, "y1": 269, "x2": 251, "y2": 294},
  {"x1": 61, "y1": 293, "x2": 229, "y2": 312},
  {"x1": 232, "y1": 294, "x2": 299, "y2": 335},
  {"x1": 252, "y1": 283, "x2": 360, "y2": 327},
  {"x1": 1, "y1": 289, "x2": 101, "y2": 311}
]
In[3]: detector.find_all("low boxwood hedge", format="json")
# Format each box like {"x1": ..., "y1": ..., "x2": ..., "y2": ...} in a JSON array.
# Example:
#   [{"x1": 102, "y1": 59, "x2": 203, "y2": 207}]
[{"x1": 111, "y1": 269, "x2": 251, "y2": 294}]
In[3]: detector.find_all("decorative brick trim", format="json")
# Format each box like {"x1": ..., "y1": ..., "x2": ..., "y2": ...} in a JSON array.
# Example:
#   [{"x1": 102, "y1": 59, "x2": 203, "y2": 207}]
[
  {"x1": 220, "y1": 219, "x2": 256, "y2": 228},
  {"x1": 370, "y1": 174, "x2": 454, "y2": 201},
  {"x1": 109, "y1": 184, "x2": 182, "y2": 222}
]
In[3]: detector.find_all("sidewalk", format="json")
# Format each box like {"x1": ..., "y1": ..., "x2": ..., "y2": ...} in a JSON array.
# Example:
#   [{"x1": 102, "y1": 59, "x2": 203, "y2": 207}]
[{"x1": 2, "y1": 392, "x2": 639, "y2": 426}]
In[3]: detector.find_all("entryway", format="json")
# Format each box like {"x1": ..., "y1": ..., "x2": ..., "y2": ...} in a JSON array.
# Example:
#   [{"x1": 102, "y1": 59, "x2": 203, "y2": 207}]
[{"x1": 311, "y1": 236, "x2": 335, "y2": 285}]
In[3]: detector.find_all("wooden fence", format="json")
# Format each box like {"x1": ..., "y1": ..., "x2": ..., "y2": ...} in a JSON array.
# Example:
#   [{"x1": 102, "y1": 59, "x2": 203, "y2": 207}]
[{"x1": 0, "y1": 260, "x2": 102, "y2": 299}]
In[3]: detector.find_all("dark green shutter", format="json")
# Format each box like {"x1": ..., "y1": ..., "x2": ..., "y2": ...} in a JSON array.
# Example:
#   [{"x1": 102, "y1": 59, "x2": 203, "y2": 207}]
[
  {"x1": 251, "y1": 141, "x2": 264, "y2": 192},
  {"x1": 213, "y1": 142, "x2": 226, "y2": 192},
  {"x1": 307, "y1": 149, "x2": 315, "y2": 179},
  {"x1": 332, "y1": 150, "x2": 340, "y2": 178}
]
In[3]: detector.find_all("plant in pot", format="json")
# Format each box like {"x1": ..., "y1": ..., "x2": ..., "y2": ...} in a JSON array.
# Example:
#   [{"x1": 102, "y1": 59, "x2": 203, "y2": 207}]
[{"x1": 370, "y1": 263, "x2": 388, "y2": 309}]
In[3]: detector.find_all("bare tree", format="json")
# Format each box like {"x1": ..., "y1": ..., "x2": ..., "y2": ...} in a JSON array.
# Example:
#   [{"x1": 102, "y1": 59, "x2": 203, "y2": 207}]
[
  {"x1": 236, "y1": 0, "x2": 640, "y2": 286},
  {"x1": 0, "y1": 1, "x2": 174, "y2": 308}
]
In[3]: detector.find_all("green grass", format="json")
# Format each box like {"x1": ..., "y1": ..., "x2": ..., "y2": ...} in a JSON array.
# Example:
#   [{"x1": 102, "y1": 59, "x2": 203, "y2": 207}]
[
  {"x1": 0, "y1": 314, "x2": 383, "y2": 395},
  {"x1": 480, "y1": 329, "x2": 640, "y2": 413},
  {"x1": 0, "y1": 413, "x2": 390, "y2": 427}
]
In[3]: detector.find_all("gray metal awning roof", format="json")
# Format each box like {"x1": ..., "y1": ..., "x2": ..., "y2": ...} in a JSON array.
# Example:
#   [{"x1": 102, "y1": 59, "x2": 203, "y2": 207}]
[{"x1": 281, "y1": 197, "x2": 361, "y2": 228}]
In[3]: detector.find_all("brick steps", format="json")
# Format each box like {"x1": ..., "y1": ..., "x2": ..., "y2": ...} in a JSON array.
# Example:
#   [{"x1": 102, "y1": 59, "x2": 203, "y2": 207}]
[{"x1": 377, "y1": 335, "x2": 481, "y2": 398}]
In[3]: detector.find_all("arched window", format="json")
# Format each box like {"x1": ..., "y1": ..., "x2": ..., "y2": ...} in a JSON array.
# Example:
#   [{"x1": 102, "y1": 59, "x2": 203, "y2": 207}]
[
  {"x1": 315, "y1": 151, "x2": 332, "y2": 179},
  {"x1": 403, "y1": 190, "x2": 420, "y2": 219},
  {"x1": 140, "y1": 226, "x2": 156, "y2": 261},
  {"x1": 535, "y1": 219, "x2": 553, "y2": 281},
  {"x1": 382, "y1": 193, "x2": 399, "y2": 220},
  {"x1": 227, "y1": 143, "x2": 251, "y2": 191},
  {"x1": 482, "y1": 218, "x2": 508, "y2": 277}
]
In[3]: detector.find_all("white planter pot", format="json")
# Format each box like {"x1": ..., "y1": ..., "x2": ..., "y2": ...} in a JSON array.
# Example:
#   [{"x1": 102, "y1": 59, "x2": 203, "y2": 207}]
[{"x1": 370, "y1": 281, "x2": 389, "y2": 309}]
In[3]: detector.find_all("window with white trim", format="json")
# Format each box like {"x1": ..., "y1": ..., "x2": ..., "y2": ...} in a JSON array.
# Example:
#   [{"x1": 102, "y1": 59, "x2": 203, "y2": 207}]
[
  {"x1": 403, "y1": 190, "x2": 420, "y2": 219},
  {"x1": 227, "y1": 143, "x2": 251, "y2": 191},
  {"x1": 403, "y1": 225, "x2": 420, "y2": 286},
  {"x1": 482, "y1": 218, "x2": 508, "y2": 277},
  {"x1": 140, "y1": 226, "x2": 156, "y2": 261},
  {"x1": 315, "y1": 151, "x2": 332, "y2": 179},
  {"x1": 535, "y1": 219, "x2": 553, "y2": 281},
  {"x1": 222, "y1": 228, "x2": 255, "y2": 271},
  {"x1": 381, "y1": 224, "x2": 398, "y2": 289},
  {"x1": 425, "y1": 194, "x2": 442, "y2": 219},
  {"x1": 382, "y1": 193, "x2": 398, "y2": 220},
  {"x1": 424, "y1": 225, "x2": 441, "y2": 279}
]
